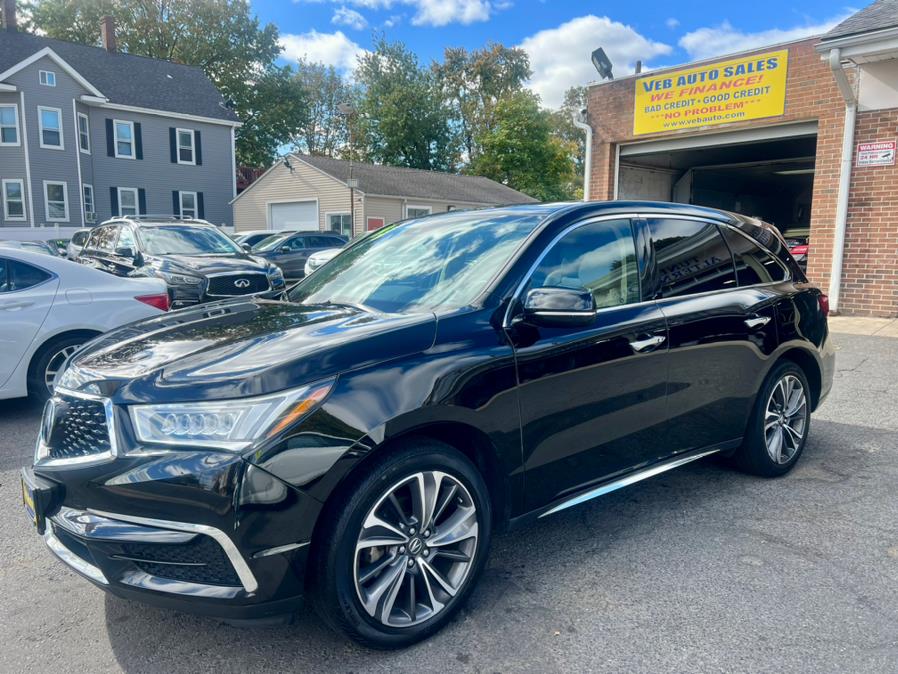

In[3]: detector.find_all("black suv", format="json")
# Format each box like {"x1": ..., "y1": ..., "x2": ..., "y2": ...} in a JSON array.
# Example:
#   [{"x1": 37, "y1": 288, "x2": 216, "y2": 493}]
[
  {"x1": 77, "y1": 217, "x2": 286, "y2": 308},
  {"x1": 23, "y1": 202, "x2": 833, "y2": 648}
]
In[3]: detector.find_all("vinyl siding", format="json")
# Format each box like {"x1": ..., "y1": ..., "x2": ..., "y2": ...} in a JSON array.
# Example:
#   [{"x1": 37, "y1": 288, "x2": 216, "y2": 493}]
[
  {"x1": 1, "y1": 54, "x2": 236, "y2": 228},
  {"x1": 233, "y1": 160, "x2": 351, "y2": 232},
  {"x1": 363, "y1": 196, "x2": 486, "y2": 232},
  {"x1": 0, "y1": 91, "x2": 28, "y2": 226}
]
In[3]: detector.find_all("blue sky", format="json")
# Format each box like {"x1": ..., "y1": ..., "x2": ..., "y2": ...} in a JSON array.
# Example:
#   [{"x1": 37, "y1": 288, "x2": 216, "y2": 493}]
[{"x1": 255, "y1": 0, "x2": 857, "y2": 107}]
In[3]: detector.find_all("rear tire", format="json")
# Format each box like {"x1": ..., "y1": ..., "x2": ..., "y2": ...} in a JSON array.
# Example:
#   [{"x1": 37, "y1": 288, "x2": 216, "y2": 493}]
[
  {"x1": 734, "y1": 360, "x2": 811, "y2": 477},
  {"x1": 27, "y1": 335, "x2": 88, "y2": 403},
  {"x1": 308, "y1": 438, "x2": 492, "y2": 649}
]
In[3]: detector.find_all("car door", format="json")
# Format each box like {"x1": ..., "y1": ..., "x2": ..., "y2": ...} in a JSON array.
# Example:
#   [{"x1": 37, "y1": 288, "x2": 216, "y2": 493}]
[
  {"x1": 279, "y1": 235, "x2": 309, "y2": 279},
  {"x1": 508, "y1": 217, "x2": 672, "y2": 512},
  {"x1": 0, "y1": 257, "x2": 59, "y2": 387},
  {"x1": 645, "y1": 216, "x2": 778, "y2": 453}
]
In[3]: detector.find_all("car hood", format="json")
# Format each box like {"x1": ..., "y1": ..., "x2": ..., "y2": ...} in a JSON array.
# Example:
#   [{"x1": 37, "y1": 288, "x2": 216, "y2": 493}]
[
  {"x1": 66, "y1": 299, "x2": 437, "y2": 402},
  {"x1": 148, "y1": 253, "x2": 270, "y2": 274}
]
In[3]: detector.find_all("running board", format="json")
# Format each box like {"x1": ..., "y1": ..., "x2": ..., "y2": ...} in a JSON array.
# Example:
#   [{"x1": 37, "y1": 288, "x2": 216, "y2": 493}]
[{"x1": 538, "y1": 449, "x2": 721, "y2": 518}]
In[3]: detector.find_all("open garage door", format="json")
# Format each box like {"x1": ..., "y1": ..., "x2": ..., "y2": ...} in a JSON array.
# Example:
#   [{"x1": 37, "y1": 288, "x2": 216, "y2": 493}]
[
  {"x1": 617, "y1": 124, "x2": 816, "y2": 247},
  {"x1": 269, "y1": 201, "x2": 318, "y2": 231}
]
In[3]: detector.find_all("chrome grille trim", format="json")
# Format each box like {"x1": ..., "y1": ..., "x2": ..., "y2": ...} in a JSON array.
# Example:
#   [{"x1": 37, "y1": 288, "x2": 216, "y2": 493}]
[{"x1": 34, "y1": 387, "x2": 118, "y2": 468}]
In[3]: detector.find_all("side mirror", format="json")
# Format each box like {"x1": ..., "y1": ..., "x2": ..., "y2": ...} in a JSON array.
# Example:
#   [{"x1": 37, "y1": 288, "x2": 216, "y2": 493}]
[
  {"x1": 241, "y1": 243, "x2": 252, "y2": 251},
  {"x1": 522, "y1": 286, "x2": 597, "y2": 327},
  {"x1": 279, "y1": 246, "x2": 292, "y2": 253},
  {"x1": 115, "y1": 246, "x2": 136, "y2": 259}
]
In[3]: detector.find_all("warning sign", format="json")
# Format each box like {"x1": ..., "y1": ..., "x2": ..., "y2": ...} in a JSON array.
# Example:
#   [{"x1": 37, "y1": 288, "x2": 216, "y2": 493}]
[{"x1": 856, "y1": 141, "x2": 896, "y2": 167}]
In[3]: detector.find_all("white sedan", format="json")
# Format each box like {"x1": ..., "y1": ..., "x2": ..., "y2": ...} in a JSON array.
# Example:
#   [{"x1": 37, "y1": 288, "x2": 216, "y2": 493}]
[
  {"x1": 303, "y1": 247, "x2": 342, "y2": 277},
  {"x1": 0, "y1": 248, "x2": 169, "y2": 402}
]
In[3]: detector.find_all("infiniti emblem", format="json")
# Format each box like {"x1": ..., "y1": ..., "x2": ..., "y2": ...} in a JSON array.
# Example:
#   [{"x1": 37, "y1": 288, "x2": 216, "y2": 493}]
[
  {"x1": 407, "y1": 538, "x2": 424, "y2": 555},
  {"x1": 234, "y1": 278, "x2": 251, "y2": 289}
]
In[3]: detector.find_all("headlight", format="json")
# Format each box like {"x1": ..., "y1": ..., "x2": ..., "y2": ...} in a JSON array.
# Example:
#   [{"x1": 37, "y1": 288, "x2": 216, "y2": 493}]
[
  {"x1": 158, "y1": 271, "x2": 203, "y2": 286},
  {"x1": 267, "y1": 266, "x2": 285, "y2": 283},
  {"x1": 130, "y1": 380, "x2": 333, "y2": 451}
]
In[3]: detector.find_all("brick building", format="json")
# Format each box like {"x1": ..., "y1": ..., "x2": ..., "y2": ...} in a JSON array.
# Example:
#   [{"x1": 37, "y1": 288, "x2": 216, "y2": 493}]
[{"x1": 585, "y1": 0, "x2": 898, "y2": 317}]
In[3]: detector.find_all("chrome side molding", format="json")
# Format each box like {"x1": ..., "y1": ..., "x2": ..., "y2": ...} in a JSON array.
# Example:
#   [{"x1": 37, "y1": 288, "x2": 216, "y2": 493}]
[{"x1": 539, "y1": 448, "x2": 721, "y2": 518}]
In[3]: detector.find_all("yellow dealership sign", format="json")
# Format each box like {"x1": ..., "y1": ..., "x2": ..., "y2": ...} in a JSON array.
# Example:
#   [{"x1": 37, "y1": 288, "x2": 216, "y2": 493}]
[{"x1": 633, "y1": 49, "x2": 788, "y2": 135}]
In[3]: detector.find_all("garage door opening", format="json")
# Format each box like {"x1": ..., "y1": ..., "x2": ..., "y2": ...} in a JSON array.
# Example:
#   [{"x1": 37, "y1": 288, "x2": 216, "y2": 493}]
[{"x1": 618, "y1": 130, "x2": 816, "y2": 248}]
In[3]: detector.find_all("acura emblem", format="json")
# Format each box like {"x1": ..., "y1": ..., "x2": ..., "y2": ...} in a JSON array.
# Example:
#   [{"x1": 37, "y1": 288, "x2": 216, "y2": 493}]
[
  {"x1": 407, "y1": 538, "x2": 424, "y2": 555},
  {"x1": 41, "y1": 398, "x2": 56, "y2": 442},
  {"x1": 234, "y1": 278, "x2": 251, "y2": 289}
]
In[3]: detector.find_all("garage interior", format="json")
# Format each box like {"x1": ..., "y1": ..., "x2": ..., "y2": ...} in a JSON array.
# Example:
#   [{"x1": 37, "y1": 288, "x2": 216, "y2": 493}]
[{"x1": 618, "y1": 129, "x2": 817, "y2": 242}]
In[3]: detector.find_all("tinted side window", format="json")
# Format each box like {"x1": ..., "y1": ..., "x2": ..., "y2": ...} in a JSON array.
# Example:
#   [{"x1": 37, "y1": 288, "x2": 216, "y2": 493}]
[
  {"x1": 720, "y1": 227, "x2": 788, "y2": 285},
  {"x1": 72, "y1": 231, "x2": 89, "y2": 246},
  {"x1": 287, "y1": 236, "x2": 307, "y2": 251},
  {"x1": 647, "y1": 218, "x2": 736, "y2": 298},
  {"x1": 527, "y1": 219, "x2": 640, "y2": 310},
  {"x1": 88, "y1": 226, "x2": 117, "y2": 252},
  {"x1": 9, "y1": 260, "x2": 52, "y2": 291},
  {"x1": 0, "y1": 258, "x2": 7, "y2": 292}
]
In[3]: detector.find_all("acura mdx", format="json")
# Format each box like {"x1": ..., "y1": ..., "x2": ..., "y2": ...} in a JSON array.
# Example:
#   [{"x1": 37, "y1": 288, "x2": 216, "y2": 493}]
[{"x1": 23, "y1": 202, "x2": 834, "y2": 648}]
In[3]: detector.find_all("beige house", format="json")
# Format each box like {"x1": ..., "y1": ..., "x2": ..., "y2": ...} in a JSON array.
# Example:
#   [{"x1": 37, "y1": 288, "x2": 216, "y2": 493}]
[{"x1": 231, "y1": 154, "x2": 537, "y2": 237}]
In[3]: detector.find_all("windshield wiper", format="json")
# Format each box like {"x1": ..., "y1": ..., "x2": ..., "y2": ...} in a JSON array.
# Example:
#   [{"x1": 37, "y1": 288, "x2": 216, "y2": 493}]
[{"x1": 318, "y1": 299, "x2": 381, "y2": 315}]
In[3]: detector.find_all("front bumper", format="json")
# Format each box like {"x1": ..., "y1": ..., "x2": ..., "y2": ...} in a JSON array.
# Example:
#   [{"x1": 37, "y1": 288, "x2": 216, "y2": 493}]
[{"x1": 25, "y1": 452, "x2": 322, "y2": 621}]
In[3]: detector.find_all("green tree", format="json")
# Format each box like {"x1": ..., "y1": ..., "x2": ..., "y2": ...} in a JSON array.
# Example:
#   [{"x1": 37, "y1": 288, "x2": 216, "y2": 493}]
[
  {"x1": 26, "y1": 0, "x2": 305, "y2": 167},
  {"x1": 354, "y1": 37, "x2": 458, "y2": 171},
  {"x1": 435, "y1": 43, "x2": 531, "y2": 163},
  {"x1": 470, "y1": 91, "x2": 577, "y2": 202},
  {"x1": 549, "y1": 86, "x2": 588, "y2": 199},
  {"x1": 291, "y1": 59, "x2": 358, "y2": 157}
]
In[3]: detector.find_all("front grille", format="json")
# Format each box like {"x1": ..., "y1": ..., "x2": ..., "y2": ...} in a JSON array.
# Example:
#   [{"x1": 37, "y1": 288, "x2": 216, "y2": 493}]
[
  {"x1": 45, "y1": 393, "x2": 111, "y2": 461},
  {"x1": 206, "y1": 273, "x2": 269, "y2": 297},
  {"x1": 120, "y1": 537, "x2": 242, "y2": 587}
]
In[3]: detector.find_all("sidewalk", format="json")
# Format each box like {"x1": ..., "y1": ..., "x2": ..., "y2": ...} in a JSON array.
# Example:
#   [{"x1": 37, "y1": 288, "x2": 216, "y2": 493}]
[{"x1": 829, "y1": 315, "x2": 898, "y2": 337}]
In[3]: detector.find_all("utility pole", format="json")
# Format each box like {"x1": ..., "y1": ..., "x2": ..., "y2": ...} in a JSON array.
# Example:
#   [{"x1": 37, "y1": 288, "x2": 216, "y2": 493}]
[{"x1": 338, "y1": 103, "x2": 358, "y2": 237}]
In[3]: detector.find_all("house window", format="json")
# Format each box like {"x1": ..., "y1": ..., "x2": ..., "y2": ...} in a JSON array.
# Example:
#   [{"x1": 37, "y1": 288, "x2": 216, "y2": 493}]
[
  {"x1": 38, "y1": 107, "x2": 63, "y2": 149},
  {"x1": 179, "y1": 191, "x2": 198, "y2": 219},
  {"x1": 2, "y1": 179, "x2": 26, "y2": 221},
  {"x1": 177, "y1": 129, "x2": 195, "y2": 165},
  {"x1": 43, "y1": 181, "x2": 69, "y2": 222},
  {"x1": 0, "y1": 105, "x2": 19, "y2": 145},
  {"x1": 118, "y1": 187, "x2": 139, "y2": 216},
  {"x1": 39, "y1": 70, "x2": 56, "y2": 86},
  {"x1": 327, "y1": 213, "x2": 352, "y2": 237},
  {"x1": 83, "y1": 184, "x2": 95, "y2": 223},
  {"x1": 407, "y1": 205, "x2": 432, "y2": 219},
  {"x1": 77, "y1": 113, "x2": 90, "y2": 154},
  {"x1": 114, "y1": 120, "x2": 135, "y2": 158}
]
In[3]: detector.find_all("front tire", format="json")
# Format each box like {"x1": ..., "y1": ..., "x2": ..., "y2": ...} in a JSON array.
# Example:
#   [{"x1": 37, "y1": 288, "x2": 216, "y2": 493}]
[
  {"x1": 735, "y1": 360, "x2": 811, "y2": 477},
  {"x1": 309, "y1": 439, "x2": 492, "y2": 649}
]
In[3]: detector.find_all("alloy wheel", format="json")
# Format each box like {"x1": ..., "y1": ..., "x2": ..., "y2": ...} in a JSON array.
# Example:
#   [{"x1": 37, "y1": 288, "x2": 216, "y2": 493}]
[
  {"x1": 44, "y1": 345, "x2": 80, "y2": 394},
  {"x1": 353, "y1": 471, "x2": 479, "y2": 628},
  {"x1": 764, "y1": 374, "x2": 807, "y2": 464}
]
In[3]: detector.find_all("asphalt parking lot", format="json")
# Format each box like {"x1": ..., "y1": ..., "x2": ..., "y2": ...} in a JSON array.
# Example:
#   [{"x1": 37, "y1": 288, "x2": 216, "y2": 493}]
[{"x1": 1, "y1": 330, "x2": 896, "y2": 673}]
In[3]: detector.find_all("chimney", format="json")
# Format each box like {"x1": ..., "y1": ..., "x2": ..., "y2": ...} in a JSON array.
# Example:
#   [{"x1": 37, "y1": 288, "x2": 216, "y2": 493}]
[
  {"x1": 2, "y1": 0, "x2": 17, "y2": 31},
  {"x1": 635, "y1": 60, "x2": 643, "y2": 75},
  {"x1": 100, "y1": 15, "x2": 117, "y2": 52}
]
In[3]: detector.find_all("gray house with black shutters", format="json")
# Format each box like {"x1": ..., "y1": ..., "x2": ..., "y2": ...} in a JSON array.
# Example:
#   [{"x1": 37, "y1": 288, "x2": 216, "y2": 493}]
[{"x1": 0, "y1": 5, "x2": 238, "y2": 231}]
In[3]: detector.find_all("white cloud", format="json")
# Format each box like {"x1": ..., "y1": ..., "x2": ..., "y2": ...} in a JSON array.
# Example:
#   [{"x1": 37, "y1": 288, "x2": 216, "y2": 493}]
[
  {"x1": 383, "y1": 14, "x2": 403, "y2": 27},
  {"x1": 519, "y1": 15, "x2": 672, "y2": 108},
  {"x1": 411, "y1": 0, "x2": 491, "y2": 26},
  {"x1": 665, "y1": 17, "x2": 680, "y2": 29},
  {"x1": 279, "y1": 30, "x2": 367, "y2": 70},
  {"x1": 679, "y1": 13, "x2": 853, "y2": 61},
  {"x1": 332, "y1": 6, "x2": 368, "y2": 30}
]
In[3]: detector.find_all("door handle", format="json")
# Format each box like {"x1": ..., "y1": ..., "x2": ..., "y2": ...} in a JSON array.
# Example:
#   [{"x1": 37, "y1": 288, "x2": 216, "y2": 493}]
[
  {"x1": 629, "y1": 335, "x2": 666, "y2": 353},
  {"x1": 0, "y1": 300, "x2": 33, "y2": 311},
  {"x1": 745, "y1": 316, "x2": 771, "y2": 330}
]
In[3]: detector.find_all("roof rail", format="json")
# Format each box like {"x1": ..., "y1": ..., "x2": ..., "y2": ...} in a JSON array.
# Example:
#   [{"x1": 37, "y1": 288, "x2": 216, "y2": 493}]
[{"x1": 99, "y1": 215, "x2": 216, "y2": 227}]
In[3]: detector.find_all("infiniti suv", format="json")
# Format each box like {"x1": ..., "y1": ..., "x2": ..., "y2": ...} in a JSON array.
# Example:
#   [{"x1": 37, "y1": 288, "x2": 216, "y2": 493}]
[{"x1": 23, "y1": 202, "x2": 833, "y2": 648}]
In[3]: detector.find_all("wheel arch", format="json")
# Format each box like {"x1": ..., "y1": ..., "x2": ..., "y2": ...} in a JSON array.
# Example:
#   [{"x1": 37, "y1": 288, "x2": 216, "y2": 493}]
[
  {"x1": 27, "y1": 328, "x2": 103, "y2": 381},
  {"x1": 775, "y1": 347, "x2": 823, "y2": 411}
]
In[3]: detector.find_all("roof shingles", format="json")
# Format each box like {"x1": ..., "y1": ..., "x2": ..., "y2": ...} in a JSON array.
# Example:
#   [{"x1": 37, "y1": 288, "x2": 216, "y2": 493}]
[
  {"x1": 0, "y1": 31, "x2": 237, "y2": 121},
  {"x1": 297, "y1": 154, "x2": 538, "y2": 205},
  {"x1": 823, "y1": 0, "x2": 898, "y2": 41}
]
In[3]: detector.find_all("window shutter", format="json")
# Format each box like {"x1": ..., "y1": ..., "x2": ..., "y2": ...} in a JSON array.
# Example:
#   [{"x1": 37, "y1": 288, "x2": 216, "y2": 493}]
[
  {"x1": 105, "y1": 119, "x2": 114, "y2": 157},
  {"x1": 110, "y1": 187, "x2": 118, "y2": 216},
  {"x1": 138, "y1": 188, "x2": 147, "y2": 215},
  {"x1": 169, "y1": 128, "x2": 177, "y2": 163},
  {"x1": 197, "y1": 192, "x2": 205, "y2": 220},
  {"x1": 172, "y1": 191, "x2": 180, "y2": 217},
  {"x1": 194, "y1": 130, "x2": 202, "y2": 165},
  {"x1": 134, "y1": 123, "x2": 143, "y2": 160}
]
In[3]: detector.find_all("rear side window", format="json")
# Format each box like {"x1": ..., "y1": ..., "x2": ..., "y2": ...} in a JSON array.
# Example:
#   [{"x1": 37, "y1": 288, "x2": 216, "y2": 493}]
[
  {"x1": 646, "y1": 218, "x2": 736, "y2": 299},
  {"x1": 8, "y1": 259, "x2": 52, "y2": 291},
  {"x1": 527, "y1": 218, "x2": 640, "y2": 310},
  {"x1": 720, "y1": 227, "x2": 788, "y2": 285}
]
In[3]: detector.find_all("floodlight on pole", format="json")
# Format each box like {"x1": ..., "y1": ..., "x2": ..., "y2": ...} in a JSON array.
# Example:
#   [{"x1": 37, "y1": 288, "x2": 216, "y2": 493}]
[{"x1": 591, "y1": 48, "x2": 614, "y2": 81}]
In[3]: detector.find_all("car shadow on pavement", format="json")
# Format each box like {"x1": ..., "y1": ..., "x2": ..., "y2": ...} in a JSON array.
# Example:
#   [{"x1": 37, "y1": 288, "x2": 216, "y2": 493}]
[
  {"x1": 99, "y1": 415, "x2": 898, "y2": 673},
  {"x1": 0, "y1": 398, "x2": 43, "y2": 471}
]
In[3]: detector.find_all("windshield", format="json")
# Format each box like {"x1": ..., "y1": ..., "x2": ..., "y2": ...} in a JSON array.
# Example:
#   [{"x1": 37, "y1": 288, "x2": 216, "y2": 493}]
[
  {"x1": 138, "y1": 226, "x2": 241, "y2": 256},
  {"x1": 254, "y1": 234, "x2": 291, "y2": 252},
  {"x1": 288, "y1": 210, "x2": 542, "y2": 313}
]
